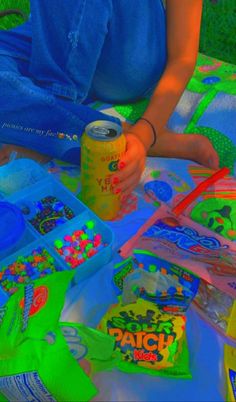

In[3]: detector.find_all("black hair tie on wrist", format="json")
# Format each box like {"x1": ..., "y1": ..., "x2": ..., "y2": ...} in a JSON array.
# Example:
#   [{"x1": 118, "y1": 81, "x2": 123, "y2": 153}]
[{"x1": 139, "y1": 117, "x2": 157, "y2": 148}]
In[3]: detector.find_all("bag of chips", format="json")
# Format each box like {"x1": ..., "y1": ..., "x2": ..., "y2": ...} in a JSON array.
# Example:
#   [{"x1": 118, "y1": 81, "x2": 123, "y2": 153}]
[{"x1": 0, "y1": 271, "x2": 97, "y2": 402}]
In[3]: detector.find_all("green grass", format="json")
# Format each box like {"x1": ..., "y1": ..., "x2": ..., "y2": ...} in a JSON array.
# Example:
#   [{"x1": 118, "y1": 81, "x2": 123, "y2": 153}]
[
  {"x1": 0, "y1": 0, "x2": 30, "y2": 30},
  {"x1": 200, "y1": 0, "x2": 236, "y2": 64}
]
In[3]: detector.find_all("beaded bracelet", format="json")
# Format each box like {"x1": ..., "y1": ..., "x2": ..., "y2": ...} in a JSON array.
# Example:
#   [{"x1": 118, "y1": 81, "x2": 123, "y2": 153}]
[{"x1": 139, "y1": 117, "x2": 157, "y2": 148}]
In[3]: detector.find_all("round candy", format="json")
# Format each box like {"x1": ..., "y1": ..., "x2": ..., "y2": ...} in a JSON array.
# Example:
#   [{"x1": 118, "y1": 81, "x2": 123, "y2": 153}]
[
  {"x1": 53, "y1": 225, "x2": 105, "y2": 268},
  {"x1": 54, "y1": 239, "x2": 64, "y2": 249},
  {"x1": 0, "y1": 248, "x2": 60, "y2": 295},
  {"x1": 86, "y1": 220, "x2": 95, "y2": 230},
  {"x1": 28, "y1": 196, "x2": 75, "y2": 235}
]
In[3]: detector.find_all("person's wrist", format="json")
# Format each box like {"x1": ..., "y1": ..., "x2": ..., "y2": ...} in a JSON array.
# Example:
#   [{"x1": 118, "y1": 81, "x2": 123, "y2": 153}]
[
  {"x1": 131, "y1": 120, "x2": 156, "y2": 152},
  {"x1": 138, "y1": 117, "x2": 157, "y2": 148}
]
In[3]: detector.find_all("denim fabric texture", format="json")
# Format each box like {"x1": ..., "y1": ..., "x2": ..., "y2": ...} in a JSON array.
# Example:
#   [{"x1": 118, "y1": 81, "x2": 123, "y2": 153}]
[{"x1": 0, "y1": 0, "x2": 167, "y2": 163}]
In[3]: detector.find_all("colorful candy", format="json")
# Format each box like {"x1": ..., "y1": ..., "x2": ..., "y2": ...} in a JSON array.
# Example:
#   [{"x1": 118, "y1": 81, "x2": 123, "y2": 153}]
[
  {"x1": 22, "y1": 195, "x2": 75, "y2": 235},
  {"x1": 0, "y1": 247, "x2": 62, "y2": 295},
  {"x1": 54, "y1": 220, "x2": 105, "y2": 268}
]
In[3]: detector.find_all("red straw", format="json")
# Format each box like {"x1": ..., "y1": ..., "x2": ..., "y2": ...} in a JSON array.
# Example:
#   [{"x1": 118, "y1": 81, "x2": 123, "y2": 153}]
[{"x1": 172, "y1": 166, "x2": 231, "y2": 217}]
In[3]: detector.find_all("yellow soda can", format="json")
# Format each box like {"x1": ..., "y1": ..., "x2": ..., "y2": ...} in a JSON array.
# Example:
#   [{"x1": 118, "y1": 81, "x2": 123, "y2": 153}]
[{"x1": 80, "y1": 120, "x2": 126, "y2": 220}]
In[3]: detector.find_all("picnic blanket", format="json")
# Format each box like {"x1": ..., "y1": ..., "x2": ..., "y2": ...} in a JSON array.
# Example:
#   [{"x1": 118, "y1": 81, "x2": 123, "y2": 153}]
[{"x1": 40, "y1": 53, "x2": 236, "y2": 401}]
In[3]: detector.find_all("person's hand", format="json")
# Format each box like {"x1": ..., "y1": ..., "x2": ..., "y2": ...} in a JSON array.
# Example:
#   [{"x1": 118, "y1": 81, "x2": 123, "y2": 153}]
[
  {"x1": 147, "y1": 126, "x2": 220, "y2": 170},
  {"x1": 111, "y1": 129, "x2": 147, "y2": 199}
]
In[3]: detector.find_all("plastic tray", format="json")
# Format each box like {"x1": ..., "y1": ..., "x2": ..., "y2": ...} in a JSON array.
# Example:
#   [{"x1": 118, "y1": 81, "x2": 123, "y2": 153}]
[{"x1": 0, "y1": 159, "x2": 114, "y2": 305}]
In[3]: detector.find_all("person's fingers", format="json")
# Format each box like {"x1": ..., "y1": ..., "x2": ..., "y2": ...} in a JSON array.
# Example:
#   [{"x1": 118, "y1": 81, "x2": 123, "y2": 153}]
[
  {"x1": 120, "y1": 183, "x2": 137, "y2": 198},
  {"x1": 118, "y1": 133, "x2": 145, "y2": 166},
  {"x1": 111, "y1": 132, "x2": 146, "y2": 194},
  {"x1": 111, "y1": 137, "x2": 145, "y2": 184},
  {"x1": 118, "y1": 146, "x2": 134, "y2": 169},
  {"x1": 111, "y1": 159, "x2": 137, "y2": 185},
  {"x1": 113, "y1": 169, "x2": 140, "y2": 194}
]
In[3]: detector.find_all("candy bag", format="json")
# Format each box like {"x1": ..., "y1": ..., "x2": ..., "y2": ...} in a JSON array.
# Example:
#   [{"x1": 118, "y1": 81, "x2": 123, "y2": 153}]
[
  {"x1": 113, "y1": 250, "x2": 199, "y2": 314},
  {"x1": 120, "y1": 204, "x2": 236, "y2": 299},
  {"x1": 98, "y1": 299, "x2": 191, "y2": 378},
  {"x1": 0, "y1": 271, "x2": 97, "y2": 402},
  {"x1": 143, "y1": 165, "x2": 236, "y2": 241},
  {"x1": 0, "y1": 329, "x2": 96, "y2": 402},
  {"x1": 194, "y1": 278, "x2": 236, "y2": 341},
  {"x1": 185, "y1": 165, "x2": 236, "y2": 242},
  {"x1": 60, "y1": 322, "x2": 120, "y2": 374},
  {"x1": 0, "y1": 271, "x2": 74, "y2": 357}
]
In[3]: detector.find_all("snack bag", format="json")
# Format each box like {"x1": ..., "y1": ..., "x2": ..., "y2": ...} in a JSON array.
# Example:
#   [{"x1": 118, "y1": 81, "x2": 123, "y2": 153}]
[
  {"x1": 120, "y1": 204, "x2": 236, "y2": 299},
  {"x1": 113, "y1": 251, "x2": 199, "y2": 314},
  {"x1": 0, "y1": 271, "x2": 74, "y2": 356},
  {"x1": 0, "y1": 271, "x2": 97, "y2": 402},
  {"x1": 0, "y1": 329, "x2": 95, "y2": 402},
  {"x1": 193, "y1": 279, "x2": 236, "y2": 341},
  {"x1": 185, "y1": 165, "x2": 236, "y2": 242},
  {"x1": 60, "y1": 322, "x2": 120, "y2": 374},
  {"x1": 112, "y1": 256, "x2": 134, "y2": 296},
  {"x1": 224, "y1": 344, "x2": 236, "y2": 402},
  {"x1": 98, "y1": 299, "x2": 191, "y2": 378},
  {"x1": 143, "y1": 165, "x2": 236, "y2": 241}
]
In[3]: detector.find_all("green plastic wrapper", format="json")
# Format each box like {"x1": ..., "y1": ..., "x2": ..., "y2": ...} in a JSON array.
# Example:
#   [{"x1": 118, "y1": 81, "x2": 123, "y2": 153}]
[
  {"x1": 0, "y1": 271, "x2": 97, "y2": 402},
  {"x1": 98, "y1": 299, "x2": 191, "y2": 378},
  {"x1": 60, "y1": 322, "x2": 121, "y2": 374}
]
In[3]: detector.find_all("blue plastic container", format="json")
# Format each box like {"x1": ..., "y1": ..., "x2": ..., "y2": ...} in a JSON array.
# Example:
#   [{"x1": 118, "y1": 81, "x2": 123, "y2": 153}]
[
  {"x1": 46, "y1": 210, "x2": 114, "y2": 282},
  {"x1": 0, "y1": 201, "x2": 36, "y2": 260},
  {"x1": 10, "y1": 177, "x2": 86, "y2": 236},
  {"x1": 0, "y1": 239, "x2": 65, "y2": 288},
  {"x1": 0, "y1": 202, "x2": 25, "y2": 250},
  {"x1": 0, "y1": 158, "x2": 114, "y2": 294},
  {"x1": 0, "y1": 158, "x2": 46, "y2": 198}
]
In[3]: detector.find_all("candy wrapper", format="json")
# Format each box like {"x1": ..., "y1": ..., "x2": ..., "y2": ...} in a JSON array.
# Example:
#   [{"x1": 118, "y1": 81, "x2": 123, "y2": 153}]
[
  {"x1": 0, "y1": 271, "x2": 97, "y2": 402},
  {"x1": 120, "y1": 204, "x2": 236, "y2": 299},
  {"x1": 98, "y1": 299, "x2": 191, "y2": 378},
  {"x1": 113, "y1": 250, "x2": 199, "y2": 314},
  {"x1": 224, "y1": 344, "x2": 236, "y2": 402},
  {"x1": 143, "y1": 166, "x2": 236, "y2": 242},
  {"x1": 184, "y1": 166, "x2": 236, "y2": 242},
  {"x1": 193, "y1": 279, "x2": 236, "y2": 341},
  {"x1": 59, "y1": 322, "x2": 120, "y2": 375}
]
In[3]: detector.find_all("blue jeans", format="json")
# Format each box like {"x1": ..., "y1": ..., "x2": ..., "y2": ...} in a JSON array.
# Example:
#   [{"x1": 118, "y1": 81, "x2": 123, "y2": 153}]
[
  {"x1": 0, "y1": 0, "x2": 167, "y2": 164},
  {"x1": 0, "y1": 54, "x2": 120, "y2": 163}
]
